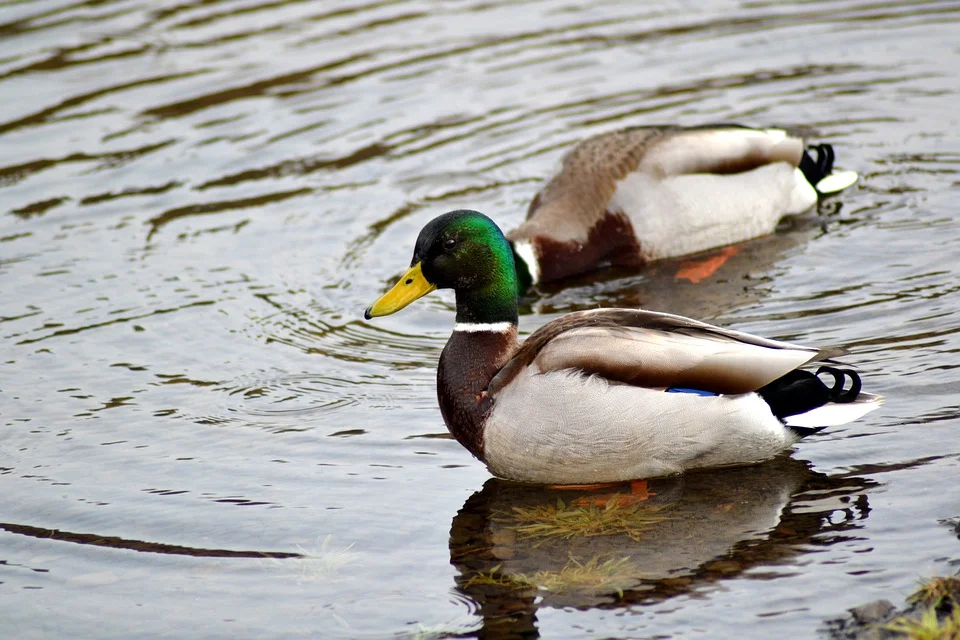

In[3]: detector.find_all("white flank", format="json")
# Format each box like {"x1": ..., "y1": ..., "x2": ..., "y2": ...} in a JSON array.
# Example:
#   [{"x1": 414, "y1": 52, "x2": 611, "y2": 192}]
[
  {"x1": 483, "y1": 367, "x2": 795, "y2": 484},
  {"x1": 512, "y1": 239, "x2": 540, "y2": 284},
  {"x1": 784, "y1": 393, "x2": 883, "y2": 429},
  {"x1": 609, "y1": 164, "x2": 813, "y2": 261},
  {"x1": 453, "y1": 322, "x2": 515, "y2": 333},
  {"x1": 789, "y1": 167, "x2": 820, "y2": 210},
  {"x1": 815, "y1": 170, "x2": 859, "y2": 194},
  {"x1": 762, "y1": 128, "x2": 788, "y2": 143}
]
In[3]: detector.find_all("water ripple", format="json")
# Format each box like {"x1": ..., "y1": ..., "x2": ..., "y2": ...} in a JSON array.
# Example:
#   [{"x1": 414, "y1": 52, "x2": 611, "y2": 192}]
[{"x1": 1, "y1": 0, "x2": 959, "y2": 637}]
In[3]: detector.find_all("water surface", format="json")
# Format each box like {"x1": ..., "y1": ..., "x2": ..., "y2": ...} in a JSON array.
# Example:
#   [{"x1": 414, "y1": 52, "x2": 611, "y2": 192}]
[{"x1": 1, "y1": 0, "x2": 959, "y2": 637}]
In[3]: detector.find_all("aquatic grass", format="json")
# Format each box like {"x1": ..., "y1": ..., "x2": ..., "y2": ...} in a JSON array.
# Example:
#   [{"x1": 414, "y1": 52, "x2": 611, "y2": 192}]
[
  {"x1": 885, "y1": 604, "x2": 960, "y2": 639},
  {"x1": 461, "y1": 556, "x2": 638, "y2": 597},
  {"x1": 262, "y1": 535, "x2": 359, "y2": 583},
  {"x1": 461, "y1": 564, "x2": 535, "y2": 591},
  {"x1": 884, "y1": 575, "x2": 960, "y2": 639},
  {"x1": 493, "y1": 496, "x2": 668, "y2": 543},
  {"x1": 908, "y1": 575, "x2": 960, "y2": 607},
  {"x1": 517, "y1": 554, "x2": 637, "y2": 597}
]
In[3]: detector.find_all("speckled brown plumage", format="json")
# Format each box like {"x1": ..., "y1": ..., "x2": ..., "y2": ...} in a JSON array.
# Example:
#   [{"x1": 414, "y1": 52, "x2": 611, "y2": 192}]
[{"x1": 509, "y1": 128, "x2": 666, "y2": 247}]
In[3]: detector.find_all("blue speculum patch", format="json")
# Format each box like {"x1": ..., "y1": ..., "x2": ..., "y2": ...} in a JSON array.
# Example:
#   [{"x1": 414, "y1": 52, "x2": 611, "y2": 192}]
[{"x1": 666, "y1": 387, "x2": 718, "y2": 396}]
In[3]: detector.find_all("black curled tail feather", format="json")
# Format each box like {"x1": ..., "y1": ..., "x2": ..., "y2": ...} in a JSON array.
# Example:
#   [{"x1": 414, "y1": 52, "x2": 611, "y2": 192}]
[
  {"x1": 798, "y1": 143, "x2": 836, "y2": 192},
  {"x1": 758, "y1": 366, "x2": 863, "y2": 438},
  {"x1": 815, "y1": 366, "x2": 862, "y2": 402}
]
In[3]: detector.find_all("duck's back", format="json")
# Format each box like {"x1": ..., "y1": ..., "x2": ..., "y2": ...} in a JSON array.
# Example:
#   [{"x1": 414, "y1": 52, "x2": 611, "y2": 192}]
[{"x1": 508, "y1": 125, "x2": 824, "y2": 284}]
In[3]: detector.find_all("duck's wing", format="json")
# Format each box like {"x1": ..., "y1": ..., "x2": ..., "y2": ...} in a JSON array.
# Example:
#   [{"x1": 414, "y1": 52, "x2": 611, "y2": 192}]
[
  {"x1": 511, "y1": 125, "x2": 815, "y2": 257},
  {"x1": 517, "y1": 127, "x2": 665, "y2": 227},
  {"x1": 490, "y1": 309, "x2": 840, "y2": 396},
  {"x1": 523, "y1": 125, "x2": 804, "y2": 217},
  {"x1": 636, "y1": 125, "x2": 805, "y2": 178}
]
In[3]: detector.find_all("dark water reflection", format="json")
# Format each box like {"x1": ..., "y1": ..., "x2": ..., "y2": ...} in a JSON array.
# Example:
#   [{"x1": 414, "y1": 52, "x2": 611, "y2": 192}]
[
  {"x1": 2, "y1": 0, "x2": 960, "y2": 638},
  {"x1": 451, "y1": 458, "x2": 878, "y2": 637}
]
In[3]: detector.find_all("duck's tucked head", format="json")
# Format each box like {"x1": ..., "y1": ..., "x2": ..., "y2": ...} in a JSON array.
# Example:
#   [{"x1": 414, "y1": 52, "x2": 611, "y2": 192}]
[{"x1": 365, "y1": 210, "x2": 519, "y2": 324}]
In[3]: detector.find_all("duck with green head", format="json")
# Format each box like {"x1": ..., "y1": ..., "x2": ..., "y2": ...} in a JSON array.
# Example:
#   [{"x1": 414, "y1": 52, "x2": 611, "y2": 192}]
[{"x1": 365, "y1": 210, "x2": 881, "y2": 484}]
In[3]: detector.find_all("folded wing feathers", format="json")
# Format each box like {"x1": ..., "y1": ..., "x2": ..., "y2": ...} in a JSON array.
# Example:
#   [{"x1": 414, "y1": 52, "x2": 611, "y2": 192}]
[
  {"x1": 637, "y1": 127, "x2": 805, "y2": 178},
  {"x1": 533, "y1": 326, "x2": 819, "y2": 395},
  {"x1": 606, "y1": 309, "x2": 846, "y2": 360},
  {"x1": 490, "y1": 309, "x2": 836, "y2": 396},
  {"x1": 537, "y1": 125, "x2": 804, "y2": 205}
]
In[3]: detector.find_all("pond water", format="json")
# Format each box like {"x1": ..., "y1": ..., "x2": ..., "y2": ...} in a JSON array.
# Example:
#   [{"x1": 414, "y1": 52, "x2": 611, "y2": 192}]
[{"x1": 1, "y1": 0, "x2": 959, "y2": 638}]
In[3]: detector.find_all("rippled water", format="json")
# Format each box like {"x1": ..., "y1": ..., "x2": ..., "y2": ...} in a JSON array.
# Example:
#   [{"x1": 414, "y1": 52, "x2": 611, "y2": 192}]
[{"x1": 1, "y1": 0, "x2": 959, "y2": 637}]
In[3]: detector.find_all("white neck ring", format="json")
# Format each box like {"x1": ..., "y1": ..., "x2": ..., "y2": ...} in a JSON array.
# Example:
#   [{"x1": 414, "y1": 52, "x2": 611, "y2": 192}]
[{"x1": 453, "y1": 321, "x2": 515, "y2": 333}]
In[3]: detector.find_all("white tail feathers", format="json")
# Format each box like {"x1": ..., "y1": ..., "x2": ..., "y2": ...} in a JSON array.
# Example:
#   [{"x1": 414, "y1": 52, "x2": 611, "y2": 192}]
[
  {"x1": 785, "y1": 392, "x2": 883, "y2": 429},
  {"x1": 816, "y1": 170, "x2": 859, "y2": 194}
]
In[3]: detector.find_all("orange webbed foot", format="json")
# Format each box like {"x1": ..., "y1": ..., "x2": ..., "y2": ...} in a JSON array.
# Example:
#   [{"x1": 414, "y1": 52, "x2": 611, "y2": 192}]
[
  {"x1": 674, "y1": 245, "x2": 740, "y2": 283},
  {"x1": 565, "y1": 479, "x2": 656, "y2": 507}
]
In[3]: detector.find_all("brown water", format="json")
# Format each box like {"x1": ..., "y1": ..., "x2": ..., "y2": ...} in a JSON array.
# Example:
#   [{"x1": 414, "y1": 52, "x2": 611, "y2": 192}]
[{"x1": 1, "y1": 1, "x2": 959, "y2": 638}]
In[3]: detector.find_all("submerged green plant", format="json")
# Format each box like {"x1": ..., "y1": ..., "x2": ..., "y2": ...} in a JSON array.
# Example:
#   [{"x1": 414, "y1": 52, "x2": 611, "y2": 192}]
[
  {"x1": 493, "y1": 496, "x2": 668, "y2": 543},
  {"x1": 885, "y1": 604, "x2": 960, "y2": 639},
  {"x1": 262, "y1": 535, "x2": 359, "y2": 584},
  {"x1": 885, "y1": 576, "x2": 960, "y2": 639},
  {"x1": 908, "y1": 575, "x2": 960, "y2": 608},
  {"x1": 517, "y1": 554, "x2": 637, "y2": 597},
  {"x1": 461, "y1": 556, "x2": 639, "y2": 597},
  {"x1": 461, "y1": 564, "x2": 535, "y2": 591}
]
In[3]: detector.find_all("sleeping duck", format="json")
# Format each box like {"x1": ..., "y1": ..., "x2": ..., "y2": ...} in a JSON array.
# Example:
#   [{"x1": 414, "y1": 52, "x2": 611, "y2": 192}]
[
  {"x1": 365, "y1": 210, "x2": 881, "y2": 485},
  {"x1": 508, "y1": 124, "x2": 859, "y2": 290}
]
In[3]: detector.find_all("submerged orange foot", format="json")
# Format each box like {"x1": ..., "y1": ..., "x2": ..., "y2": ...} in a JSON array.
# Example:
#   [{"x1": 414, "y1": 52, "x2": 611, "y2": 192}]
[
  {"x1": 546, "y1": 481, "x2": 626, "y2": 491},
  {"x1": 570, "y1": 480, "x2": 656, "y2": 507},
  {"x1": 674, "y1": 245, "x2": 740, "y2": 283}
]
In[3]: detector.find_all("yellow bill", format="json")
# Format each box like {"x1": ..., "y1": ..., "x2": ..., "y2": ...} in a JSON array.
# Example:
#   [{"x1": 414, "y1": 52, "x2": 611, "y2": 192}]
[{"x1": 364, "y1": 262, "x2": 436, "y2": 319}]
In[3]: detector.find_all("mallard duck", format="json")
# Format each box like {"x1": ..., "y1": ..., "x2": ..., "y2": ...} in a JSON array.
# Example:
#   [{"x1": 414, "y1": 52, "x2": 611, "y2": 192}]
[
  {"x1": 508, "y1": 124, "x2": 858, "y2": 289},
  {"x1": 365, "y1": 210, "x2": 881, "y2": 485}
]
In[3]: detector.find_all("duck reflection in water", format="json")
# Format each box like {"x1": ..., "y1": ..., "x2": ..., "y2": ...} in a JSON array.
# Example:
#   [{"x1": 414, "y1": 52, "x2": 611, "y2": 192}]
[{"x1": 448, "y1": 457, "x2": 875, "y2": 639}]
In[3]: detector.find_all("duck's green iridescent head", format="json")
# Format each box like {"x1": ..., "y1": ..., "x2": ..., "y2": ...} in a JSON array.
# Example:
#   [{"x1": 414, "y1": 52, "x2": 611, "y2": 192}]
[{"x1": 364, "y1": 210, "x2": 519, "y2": 324}]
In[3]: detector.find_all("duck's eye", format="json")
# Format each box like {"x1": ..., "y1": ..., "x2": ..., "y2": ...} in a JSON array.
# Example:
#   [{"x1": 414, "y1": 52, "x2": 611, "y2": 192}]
[{"x1": 443, "y1": 237, "x2": 457, "y2": 250}]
